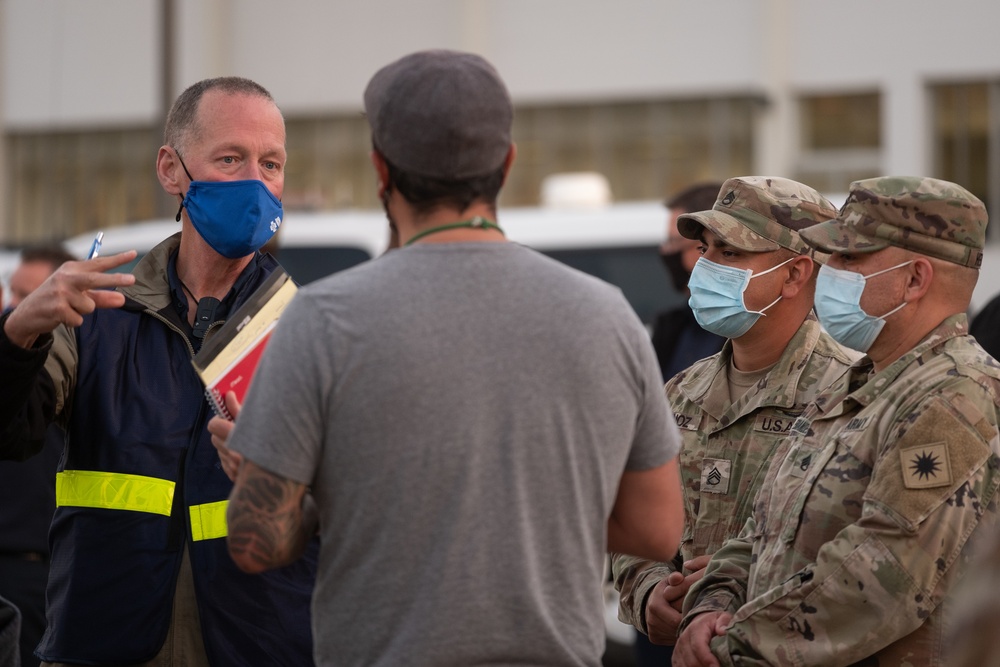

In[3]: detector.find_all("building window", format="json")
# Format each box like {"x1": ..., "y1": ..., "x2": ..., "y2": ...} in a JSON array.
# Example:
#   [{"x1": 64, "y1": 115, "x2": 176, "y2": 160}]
[
  {"x1": 283, "y1": 114, "x2": 377, "y2": 212},
  {"x1": 282, "y1": 97, "x2": 759, "y2": 212},
  {"x1": 507, "y1": 97, "x2": 757, "y2": 206},
  {"x1": 931, "y1": 80, "x2": 999, "y2": 237},
  {"x1": 4, "y1": 97, "x2": 759, "y2": 243},
  {"x1": 795, "y1": 92, "x2": 882, "y2": 195},
  {"x1": 6, "y1": 128, "x2": 163, "y2": 243}
]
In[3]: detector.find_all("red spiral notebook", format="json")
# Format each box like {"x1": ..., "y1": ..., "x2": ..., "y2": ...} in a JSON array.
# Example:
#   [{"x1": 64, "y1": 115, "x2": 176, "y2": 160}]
[{"x1": 191, "y1": 269, "x2": 298, "y2": 419}]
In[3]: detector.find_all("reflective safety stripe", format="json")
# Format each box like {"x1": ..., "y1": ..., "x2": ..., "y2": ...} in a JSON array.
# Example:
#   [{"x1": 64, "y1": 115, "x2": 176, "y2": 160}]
[
  {"x1": 56, "y1": 470, "x2": 175, "y2": 516},
  {"x1": 189, "y1": 500, "x2": 228, "y2": 541}
]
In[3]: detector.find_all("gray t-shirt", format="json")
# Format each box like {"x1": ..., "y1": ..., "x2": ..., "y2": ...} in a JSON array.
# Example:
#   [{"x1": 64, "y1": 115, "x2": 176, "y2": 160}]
[{"x1": 230, "y1": 242, "x2": 679, "y2": 666}]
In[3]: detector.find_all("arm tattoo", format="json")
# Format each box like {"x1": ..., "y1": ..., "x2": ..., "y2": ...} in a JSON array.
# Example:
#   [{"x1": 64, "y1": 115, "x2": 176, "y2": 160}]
[{"x1": 227, "y1": 461, "x2": 314, "y2": 572}]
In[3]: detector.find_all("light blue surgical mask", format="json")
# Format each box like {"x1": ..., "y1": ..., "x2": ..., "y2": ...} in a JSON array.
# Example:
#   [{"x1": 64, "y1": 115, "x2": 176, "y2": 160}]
[
  {"x1": 688, "y1": 256, "x2": 795, "y2": 339},
  {"x1": 175, "y1": 153, "x2": 283, "y2": 259},
  {"x1": 814, "y1": 261, "x2": 912, "y2": 352}
]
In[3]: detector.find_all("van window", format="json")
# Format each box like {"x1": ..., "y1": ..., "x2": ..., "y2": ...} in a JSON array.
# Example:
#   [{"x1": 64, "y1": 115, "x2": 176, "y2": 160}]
[
  {"x1": 272, "y1": 246, "x2": 373, "y2": 285},
  {"x1": 540, "y1": 246, "x2": 683, "y2": 325}
]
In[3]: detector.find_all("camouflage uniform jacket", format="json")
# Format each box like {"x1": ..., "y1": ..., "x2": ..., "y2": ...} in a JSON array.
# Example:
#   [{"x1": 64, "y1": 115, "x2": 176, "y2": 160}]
[
  {"x1": 683, "y1": 314, "x2": 1000, "y2": 666},
  {"x1": 613, "y1": 314, "x2": 857, "y2": 632}
]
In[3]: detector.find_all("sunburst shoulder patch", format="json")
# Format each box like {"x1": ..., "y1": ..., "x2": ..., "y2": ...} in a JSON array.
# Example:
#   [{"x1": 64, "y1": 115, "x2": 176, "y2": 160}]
[{"x1": 899, "y1": 442, "x2": 951, "y2": 489}]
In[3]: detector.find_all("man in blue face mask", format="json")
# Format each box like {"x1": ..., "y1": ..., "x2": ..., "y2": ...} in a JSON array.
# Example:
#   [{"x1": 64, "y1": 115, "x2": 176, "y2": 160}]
[
  {"x1": 675, "y1": 176, "x2": 1000, "y2": 666},
  {"x1": 614, "y1": 176, "x2": 860, "y2": 657},
  {"x1": 0, "y1": 77, "x2": 316, "y2": 666}
]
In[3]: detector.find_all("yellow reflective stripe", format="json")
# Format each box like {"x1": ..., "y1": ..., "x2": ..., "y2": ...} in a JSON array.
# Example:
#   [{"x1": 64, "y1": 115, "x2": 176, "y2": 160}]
[
  {"x1": 56, "y1": 470, "x2": 174, "y2": 516},
  {"x1": 189, "y1": 500, "x2": 228, "y2": 541}
]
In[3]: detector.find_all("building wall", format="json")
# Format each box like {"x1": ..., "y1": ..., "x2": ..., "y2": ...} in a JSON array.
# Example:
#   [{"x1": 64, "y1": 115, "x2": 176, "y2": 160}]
[
  {"x1": 3, "y1": 0, "x2": 1000, "y2": 242},
  {"x1": 10, "y1": 1, "x2": 999, "y2": 121}
]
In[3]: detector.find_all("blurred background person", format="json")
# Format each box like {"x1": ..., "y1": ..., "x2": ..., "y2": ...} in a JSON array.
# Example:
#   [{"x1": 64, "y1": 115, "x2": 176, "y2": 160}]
[
  {"x1": 0, "y1": 245, "x2": 74, "y2": 667},
  {"x1": 650, "y1": 182, "x2": 726, "y2": 382},
  {"x1": 970, "y1": 291, "x2": 1000, "y2": 359},
  {"x1": 3, "y1": 247, "x2": 75, "y2": 312},
  {"x1": 627, "y1": 181, "x2": 726, "y2": 667}
]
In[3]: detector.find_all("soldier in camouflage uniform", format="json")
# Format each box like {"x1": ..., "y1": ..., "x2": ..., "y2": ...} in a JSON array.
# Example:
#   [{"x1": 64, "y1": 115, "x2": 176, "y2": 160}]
[
  {"x1": 675, "y1": 176, "x2": 1000, "y2": 667},
  {"x1": 612, "y1": 177, "x2": 858, "y2": 653},
  {"x1": 949, "y1": 529, "x2": 1000, "y2": 666}
]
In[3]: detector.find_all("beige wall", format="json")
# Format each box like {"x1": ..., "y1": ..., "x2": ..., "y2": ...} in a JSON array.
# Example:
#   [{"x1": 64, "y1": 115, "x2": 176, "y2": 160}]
[{"x1": 2, "y1": 0, "x2": 1000, "y2": 242}]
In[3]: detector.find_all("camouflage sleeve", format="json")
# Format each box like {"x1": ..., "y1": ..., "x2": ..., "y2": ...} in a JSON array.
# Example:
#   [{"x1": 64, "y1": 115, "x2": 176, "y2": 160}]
[
  {"x1": 949, "y1": 530, "x2": 1000, "y2": 666},
  {"x1": 679, "y1": 516, "x2": 754, "y2": 631},
  {"x1": 611, "y1": 552, "x2": 680, "y2": 632},
  {"x1": 704, "y1": 394, "x2": 999, "y2": 666}
]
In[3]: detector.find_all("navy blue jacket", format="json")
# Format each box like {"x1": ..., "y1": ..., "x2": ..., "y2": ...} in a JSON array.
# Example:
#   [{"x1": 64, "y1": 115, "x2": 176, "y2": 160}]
[{"x1": 0, "y1": 234, "x2": 316, "y2": 666}]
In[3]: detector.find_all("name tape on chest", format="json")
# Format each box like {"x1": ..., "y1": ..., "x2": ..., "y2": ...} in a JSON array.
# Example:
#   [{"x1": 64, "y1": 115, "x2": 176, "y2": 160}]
[
  {"x1": 673, "y1": 412, "x2": 700, "y2": 431},
  {"x1": 790, "y1": 416, "x2": 812, "y2": 436},
  {"x1": 754, "y1": 414, "x2": 798, "y2": 434},
  {"x1": 843, "y1": 416, "x2": 871, "y2": 432}
]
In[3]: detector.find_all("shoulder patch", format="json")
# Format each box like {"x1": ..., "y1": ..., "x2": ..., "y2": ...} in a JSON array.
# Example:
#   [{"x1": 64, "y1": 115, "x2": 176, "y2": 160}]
[
  {"x1": 899, "y1": 442, "x2": 951, "y2": 489},
  {"x1": 866, "y1": 398, "x2": 991, "y2": 528}
]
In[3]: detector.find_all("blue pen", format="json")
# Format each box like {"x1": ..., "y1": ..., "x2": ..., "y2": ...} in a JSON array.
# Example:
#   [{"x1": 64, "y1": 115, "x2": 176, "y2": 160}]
[{"x1": 87, "y1": 231, "x2": 104, "y2": 259}]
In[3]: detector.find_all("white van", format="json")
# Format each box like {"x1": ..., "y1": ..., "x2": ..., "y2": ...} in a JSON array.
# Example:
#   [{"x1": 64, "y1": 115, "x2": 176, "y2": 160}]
[
  {"x1": 63, "y1": 201, "x2": 681, "y2": 326},
  {"x1": 55, "y1": 201, "x2": 1000, "y2": 320}
]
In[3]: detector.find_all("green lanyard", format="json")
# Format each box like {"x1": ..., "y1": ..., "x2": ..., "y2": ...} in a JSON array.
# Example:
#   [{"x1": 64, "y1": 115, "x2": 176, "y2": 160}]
[{"x1": 404, "y1": 216, "x2": 504, "y2": 246}]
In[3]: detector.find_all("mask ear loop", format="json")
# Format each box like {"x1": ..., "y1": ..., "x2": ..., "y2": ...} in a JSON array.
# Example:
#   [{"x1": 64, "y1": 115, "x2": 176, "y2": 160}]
[
  {"x1": 745, "y1": 255, "x2": 799, "y2": 316},
  {"x1": 862, "y1": 259, "x2": 915, "y2": 319},
  {"x1": 754, "y1": 294, "x2": 783, "y2": 316},
  {"x1": 173, "y1": 149, "x2": 196, "y2": 222},
  {"x1": 748, "y1": 255, "x2": 798, "y2": 279},
  {"x1": 875, "y1": 300, "x2": 908, "y2": 320},
  {"x1": 862, "y1": 259, "x2": 914, "y2": 280}
]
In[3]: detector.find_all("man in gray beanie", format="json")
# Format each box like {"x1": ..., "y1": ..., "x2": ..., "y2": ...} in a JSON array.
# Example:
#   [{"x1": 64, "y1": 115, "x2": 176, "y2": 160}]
[{"x1": 214, "y1": 49, "x2": 685, "y2": 666}]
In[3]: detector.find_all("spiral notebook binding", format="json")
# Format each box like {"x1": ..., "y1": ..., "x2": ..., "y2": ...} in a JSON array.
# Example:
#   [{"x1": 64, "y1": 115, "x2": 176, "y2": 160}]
[{"x1": 205, "y1": 387, "x2": 233, "y2": 420}]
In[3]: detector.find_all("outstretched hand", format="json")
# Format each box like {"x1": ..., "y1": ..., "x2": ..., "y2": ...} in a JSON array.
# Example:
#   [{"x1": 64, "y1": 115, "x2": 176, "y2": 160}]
[
  {"x1": 3, "y1": 251, "x2": 138, "y2": 348},
  {"x1": 208, "y1": 391, "x2": 244, "y2": 482}
]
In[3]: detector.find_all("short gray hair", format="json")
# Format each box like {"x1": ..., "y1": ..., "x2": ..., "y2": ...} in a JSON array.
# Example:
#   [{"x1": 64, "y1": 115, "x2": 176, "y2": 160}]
[{"x1": 164, "y1": 76, "x2": 278, "y2": 151}]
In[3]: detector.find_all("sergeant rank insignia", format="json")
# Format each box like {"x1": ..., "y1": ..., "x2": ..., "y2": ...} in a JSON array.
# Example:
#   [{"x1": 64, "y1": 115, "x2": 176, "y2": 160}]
[
  {"x1": 700, "y1": 458, "x2": 732, "y2": 494},
  {"x1": 900, "y1": 442, "x2": 951, "y2": 489}
]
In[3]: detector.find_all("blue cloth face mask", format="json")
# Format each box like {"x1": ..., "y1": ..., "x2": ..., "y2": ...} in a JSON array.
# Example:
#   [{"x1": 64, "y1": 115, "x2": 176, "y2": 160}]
[
  {"x1": 175, "y1": 155, "x2": 283, "y2": 259},
  {"x1": 688, "y1": 256, "x2": 794, "y2": 339},
  {"x1": 814, "y1": 261, "x2": 912, "y2": 352}
]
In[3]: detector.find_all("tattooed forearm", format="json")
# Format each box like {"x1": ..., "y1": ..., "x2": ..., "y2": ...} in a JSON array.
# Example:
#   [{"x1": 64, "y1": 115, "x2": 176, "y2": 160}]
[{"x1": 226, "y1": 460, "x2": 317, "y2": 573}]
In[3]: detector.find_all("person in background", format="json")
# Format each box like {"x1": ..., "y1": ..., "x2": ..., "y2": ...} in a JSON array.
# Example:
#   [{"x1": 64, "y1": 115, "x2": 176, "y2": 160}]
[
  {"x1": 632, "y1": 181, "x2": 725, "y2": 667},
  {"x1": 613, "y1": 177, "x2": 858, "y2": 663},
  {"x1": 948, "y1": 529, "x2": 1000, "y2": 666},
  {"x1": 3, "y1": 247, "x2": 76, "y2": 313},
  {"x1": 970, "y1": 291, "x2": 1000, "y2": 359},
  {"x1": 675, "y1": 176, "x2": 1000, "y2": 667},
  {"x1": 0, "y1": 77, "x2": 316, "y2": 666},
  {"x1": 650, "y1": 182, "x2": 726, "y2": 381},
  {"x1": 0, "y1": 245, "x2": 74, "y2": 667},
  {"x1": 0, "y1": 596, "x2": 19, "y2": 667},
  {"x1": 211, "y1": 49, "x2": 685, "y2": 667}
]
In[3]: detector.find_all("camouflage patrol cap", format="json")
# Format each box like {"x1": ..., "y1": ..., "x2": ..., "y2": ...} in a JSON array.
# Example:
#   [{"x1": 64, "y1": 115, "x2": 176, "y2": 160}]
[
  {"x1": 677, "y1": 176, "x2": 838, "y2": 254},
  {"x1": 799, "y1": 176, "x2": 987, "y2": 269}
]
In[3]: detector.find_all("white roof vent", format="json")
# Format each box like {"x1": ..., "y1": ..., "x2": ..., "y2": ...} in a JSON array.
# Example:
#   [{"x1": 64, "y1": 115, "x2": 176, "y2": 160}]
[{"x1": 540, "y1": 172, "x2": 612, "y2": 209}]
